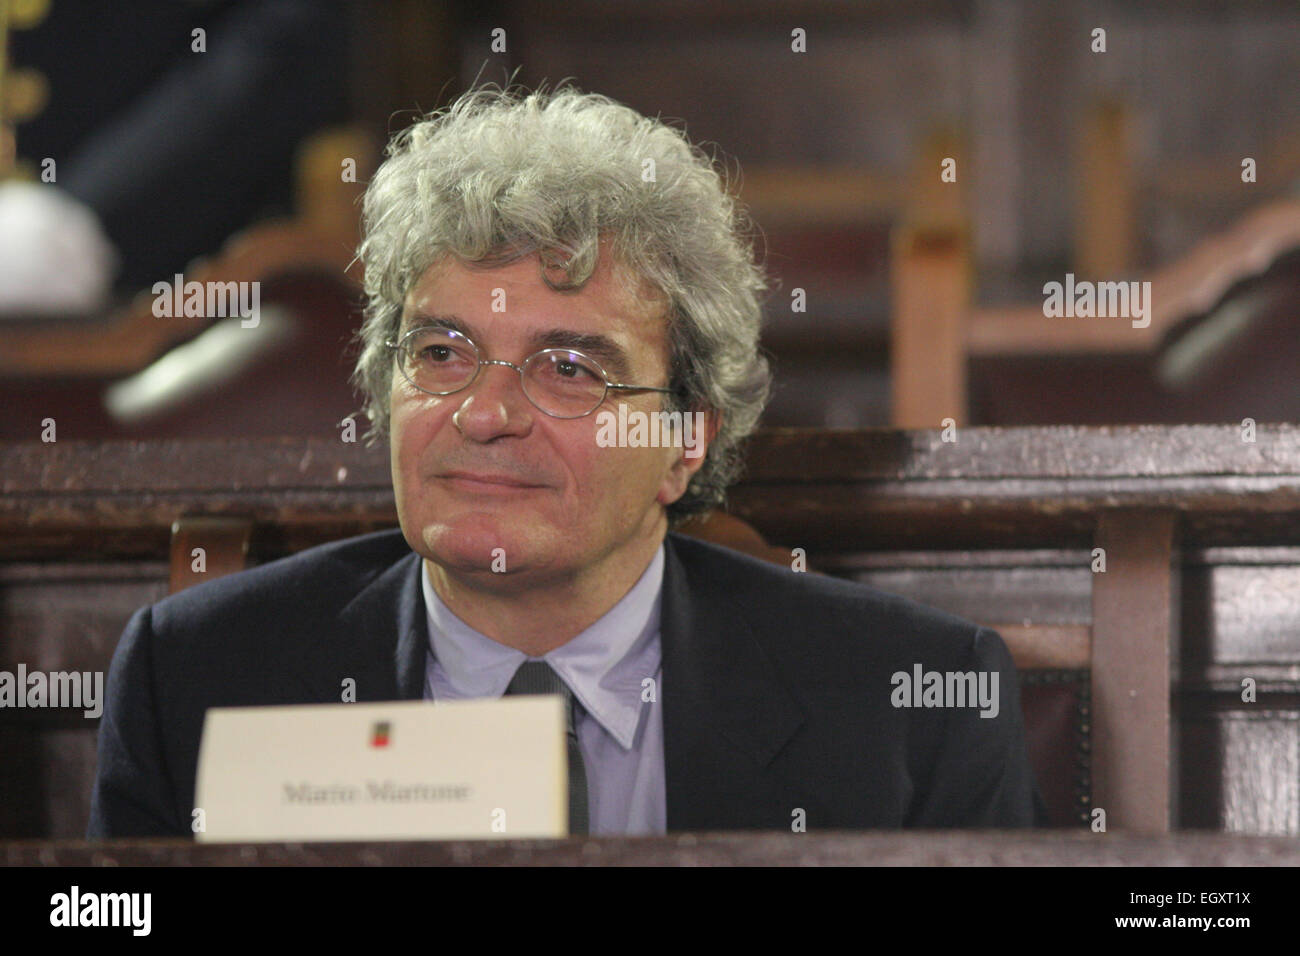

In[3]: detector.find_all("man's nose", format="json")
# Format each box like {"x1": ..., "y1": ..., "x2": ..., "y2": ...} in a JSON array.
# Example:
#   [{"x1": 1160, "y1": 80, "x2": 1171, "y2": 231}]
[{"x1": 451, "y1": 363, "x2": 534, "y2": 440}]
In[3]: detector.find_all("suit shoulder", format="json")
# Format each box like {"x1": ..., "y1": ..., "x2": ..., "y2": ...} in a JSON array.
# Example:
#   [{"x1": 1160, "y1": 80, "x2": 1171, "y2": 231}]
[
  {"x1": 667, "y1": 532, "x2": 988, "y2": 654},
  {"x1": 150, "y1": 527, "x2": 412, "y2": 629}
]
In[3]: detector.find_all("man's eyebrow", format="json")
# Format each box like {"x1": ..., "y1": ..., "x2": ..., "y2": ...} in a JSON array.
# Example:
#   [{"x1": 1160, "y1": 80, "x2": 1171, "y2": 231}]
[
  {"x1": 401, "y1": 312, "x2": 471, "y2": 337},
  {"x1": 527, "y1": 328, "x2": 632, "y2": 379}
]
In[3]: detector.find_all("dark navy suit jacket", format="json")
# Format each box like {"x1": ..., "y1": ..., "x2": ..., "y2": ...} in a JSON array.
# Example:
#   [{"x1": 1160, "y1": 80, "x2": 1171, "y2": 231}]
[{"x1": 88, "y1": 529, "x2": 1046, "y2": 836}]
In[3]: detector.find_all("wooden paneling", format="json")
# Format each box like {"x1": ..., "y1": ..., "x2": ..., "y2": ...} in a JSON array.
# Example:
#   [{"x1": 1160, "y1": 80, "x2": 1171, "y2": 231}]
[
  {"x1": 3, "y1": 427, "x2": 1300, "y2": 836},
  {"x1": 0, "y1": 563, "x2": 167, "y2": 671},
  {"x1": 1180, "y1": 715, "x2": 1300, "y2": 835},
  {"x1": 1181, "y1": 550, "x2": 1300, "y2": 688},
  {"x1": 168, "y1": 517, "x2": 253, "y2": 594},
  {"x1": 1091, "y1": 511, "x2": 1178, "y2": 834},
  {"x1": 0, "y1": 563, "x2": 167, "y2": 837}
]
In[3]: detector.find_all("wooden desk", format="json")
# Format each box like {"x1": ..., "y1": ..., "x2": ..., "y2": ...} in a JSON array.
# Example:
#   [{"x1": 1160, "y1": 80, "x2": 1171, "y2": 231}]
[{"x1": 5, "y1": 831, "x2": 1300, "y2": 866}]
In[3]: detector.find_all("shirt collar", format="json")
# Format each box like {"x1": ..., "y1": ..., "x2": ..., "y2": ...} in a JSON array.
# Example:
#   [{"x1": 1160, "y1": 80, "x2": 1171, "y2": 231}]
[{"x1": 422, "y1": 545, "x2": 664, "y2": 749}]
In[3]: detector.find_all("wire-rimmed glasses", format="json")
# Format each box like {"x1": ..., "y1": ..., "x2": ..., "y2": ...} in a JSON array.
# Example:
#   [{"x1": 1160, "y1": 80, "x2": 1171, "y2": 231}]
[{"x1": 385, "y1": 325, "x2": 675, "y2": 419}]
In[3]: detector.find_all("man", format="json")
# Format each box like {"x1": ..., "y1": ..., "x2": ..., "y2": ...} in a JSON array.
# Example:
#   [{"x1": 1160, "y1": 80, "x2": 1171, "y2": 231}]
[{"x1": 89, "y1": 85, "x2": 1045, "y2": 837}]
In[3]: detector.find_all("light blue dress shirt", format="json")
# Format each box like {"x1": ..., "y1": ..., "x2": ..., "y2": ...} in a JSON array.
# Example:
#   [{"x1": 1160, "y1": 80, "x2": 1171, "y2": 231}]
[{"x1": 421, "y1": 546, "x2": 667, "y2": 836}]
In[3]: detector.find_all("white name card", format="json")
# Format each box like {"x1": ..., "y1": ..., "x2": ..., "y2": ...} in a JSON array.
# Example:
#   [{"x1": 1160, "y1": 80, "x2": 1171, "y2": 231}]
[{"x1": 194, "y1": 697, "x2": 568, "y2": 842}]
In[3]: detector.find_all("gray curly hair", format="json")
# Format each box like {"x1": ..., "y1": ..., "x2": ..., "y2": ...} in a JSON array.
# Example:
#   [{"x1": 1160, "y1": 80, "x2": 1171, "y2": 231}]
[{"x1": 352, "y1": 83, "x2": 771, "y2": 524}]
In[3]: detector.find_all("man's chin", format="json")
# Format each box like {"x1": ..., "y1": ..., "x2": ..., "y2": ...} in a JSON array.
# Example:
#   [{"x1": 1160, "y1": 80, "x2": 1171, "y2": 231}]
[{"x1": 415, "y1": 513, "x2": 550, "y2": 574}]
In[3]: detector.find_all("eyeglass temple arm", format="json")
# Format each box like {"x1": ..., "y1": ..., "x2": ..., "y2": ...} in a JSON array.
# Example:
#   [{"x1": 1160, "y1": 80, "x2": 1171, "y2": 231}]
[{"x1": 606, "y1": 383, "x2": 676, "y2": 394}]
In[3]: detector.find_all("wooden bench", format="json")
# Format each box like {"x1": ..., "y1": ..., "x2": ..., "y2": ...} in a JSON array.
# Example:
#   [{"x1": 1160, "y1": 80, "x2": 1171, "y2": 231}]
[
  {"x1": 3, "y1": 426, "x2": 1299, "y2": 837},
  {"x1": 893, "y1": 198, "x2": 1300, "y2": 427}
]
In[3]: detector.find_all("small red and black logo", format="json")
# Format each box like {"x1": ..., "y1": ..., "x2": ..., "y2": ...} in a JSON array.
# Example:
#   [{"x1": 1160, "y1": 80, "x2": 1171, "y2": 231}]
[{"x1": 370, "y1": 721, "x2": 391, "y2": 748}]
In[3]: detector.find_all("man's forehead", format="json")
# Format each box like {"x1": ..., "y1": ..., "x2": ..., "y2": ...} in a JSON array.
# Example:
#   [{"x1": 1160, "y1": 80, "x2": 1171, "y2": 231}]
[{"x1": 400, "y1": 254, "x2": 670, "y2": 351}]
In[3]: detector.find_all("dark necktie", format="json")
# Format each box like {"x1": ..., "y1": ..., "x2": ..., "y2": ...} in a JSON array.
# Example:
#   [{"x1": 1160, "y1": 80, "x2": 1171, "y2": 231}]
[{"x1": 504, "y1": 660, "x2": 589, "y2": 835}]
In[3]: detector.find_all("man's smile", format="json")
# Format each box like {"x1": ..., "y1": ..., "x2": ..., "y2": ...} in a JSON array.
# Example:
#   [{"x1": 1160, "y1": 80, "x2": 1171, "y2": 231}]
[{"x1": 435, "y1": 469, "x2": 551, "y2": 492}]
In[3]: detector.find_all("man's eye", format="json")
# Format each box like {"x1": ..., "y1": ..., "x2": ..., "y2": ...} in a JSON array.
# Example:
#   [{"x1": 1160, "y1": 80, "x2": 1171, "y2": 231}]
[
  {"x1": 420, "y1": 345, "x2": 452, "y2": 362},
  {"x1": 552, "y1": 359, "x2": 599, "y2": 381}
]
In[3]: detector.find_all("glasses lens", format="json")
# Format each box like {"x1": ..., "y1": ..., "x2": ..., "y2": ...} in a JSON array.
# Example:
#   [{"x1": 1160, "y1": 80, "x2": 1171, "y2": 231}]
[
  {"x1": 400, "y1": 327, "x2": 478, "y2": 394},
  {"x1": 523, "y1": 350, "x2": 607, "y2": 418}
]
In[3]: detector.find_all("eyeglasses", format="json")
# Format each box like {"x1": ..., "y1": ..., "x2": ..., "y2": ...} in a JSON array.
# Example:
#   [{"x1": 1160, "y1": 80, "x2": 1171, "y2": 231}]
[{"x1": 385, "y1": 325, "x2": 676, "y2": 419}]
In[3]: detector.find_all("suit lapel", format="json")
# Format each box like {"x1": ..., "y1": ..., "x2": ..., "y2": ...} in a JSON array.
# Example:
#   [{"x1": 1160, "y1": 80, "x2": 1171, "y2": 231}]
[
  {"x1": 660, "y1": 534, "x2": 806, "y2": 830},
  {"x1": 299, "y1": 531, "x2": 803, "y2": 831},
  {"x1": 304, "y1": 547, "x2": 427, "y2": 704}
]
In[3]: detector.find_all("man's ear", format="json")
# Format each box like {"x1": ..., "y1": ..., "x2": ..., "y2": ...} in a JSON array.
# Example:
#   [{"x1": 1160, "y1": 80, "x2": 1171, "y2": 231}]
[{"x1": 657, "y1": 409, "x2": 721, "y2": 506}]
